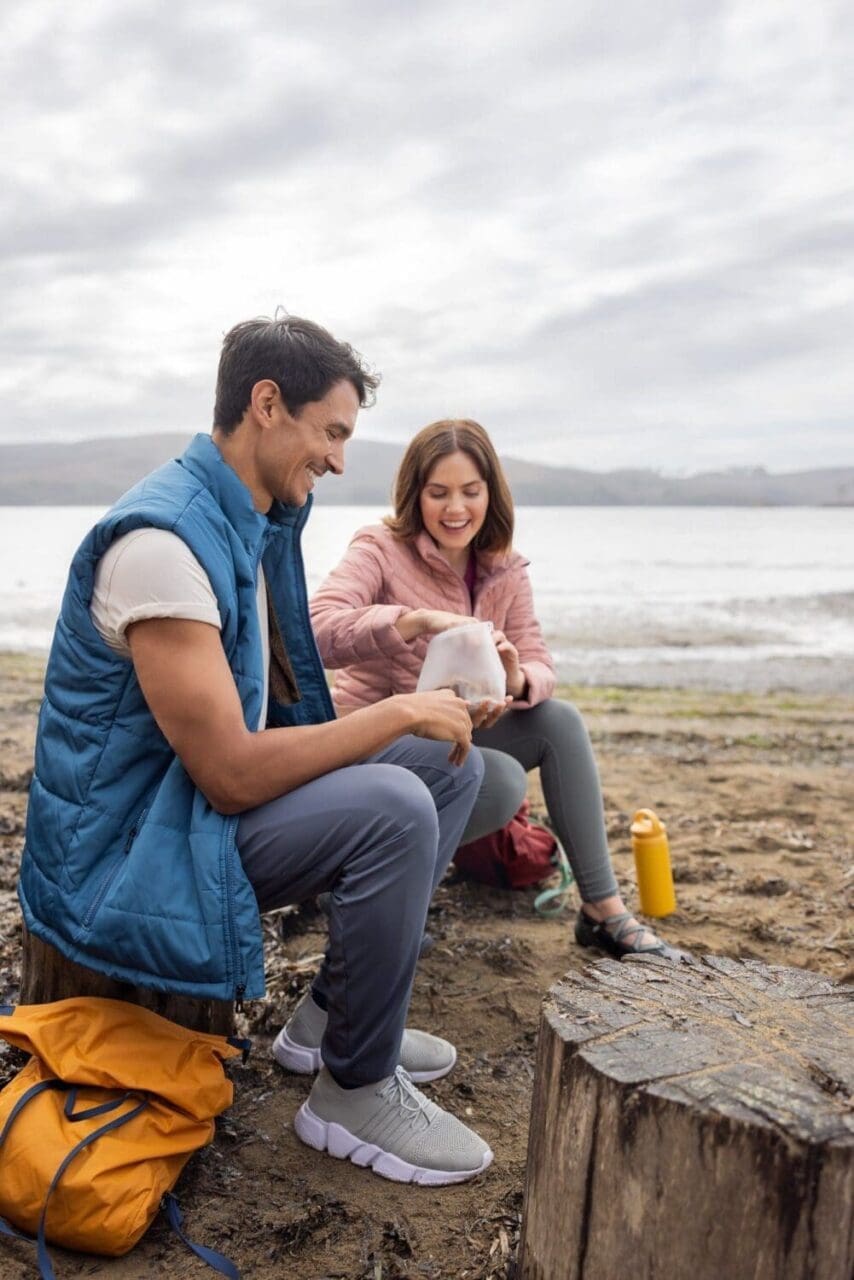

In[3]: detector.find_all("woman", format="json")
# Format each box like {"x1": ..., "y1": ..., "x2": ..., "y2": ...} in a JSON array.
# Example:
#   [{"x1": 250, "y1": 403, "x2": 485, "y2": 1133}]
[{"x1": 311, "y1": 419, "x2": 681, "y2": 960}]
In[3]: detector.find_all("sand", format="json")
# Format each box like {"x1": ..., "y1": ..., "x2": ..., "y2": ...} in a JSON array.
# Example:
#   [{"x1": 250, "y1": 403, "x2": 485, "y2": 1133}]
[{"x1": 0, "y1": 652, "x2": 851, "y2": 1278}]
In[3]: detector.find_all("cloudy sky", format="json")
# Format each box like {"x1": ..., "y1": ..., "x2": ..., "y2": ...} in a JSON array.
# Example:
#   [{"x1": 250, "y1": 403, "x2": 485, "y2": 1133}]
[{"x1": 2, "y1": 0, "x2": 852, "y2": 473}]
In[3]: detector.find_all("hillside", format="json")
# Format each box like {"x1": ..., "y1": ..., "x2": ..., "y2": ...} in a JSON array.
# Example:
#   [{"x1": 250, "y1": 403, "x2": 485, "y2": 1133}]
[{"x1": 0, "y1": 434, "x2": 852, "y2": 506}]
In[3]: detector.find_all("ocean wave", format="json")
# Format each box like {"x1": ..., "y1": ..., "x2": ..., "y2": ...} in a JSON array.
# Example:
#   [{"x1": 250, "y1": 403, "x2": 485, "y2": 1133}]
[{"x1": 540, "y1": 591, "x2": 854, "y2": 657}]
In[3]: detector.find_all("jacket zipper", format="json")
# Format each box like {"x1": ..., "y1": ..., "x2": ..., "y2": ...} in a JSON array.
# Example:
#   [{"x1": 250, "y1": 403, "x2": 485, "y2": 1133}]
[
  {"x1": 83, "y1": 808, "x2": 148, "y2": 928},
  {"x1": 82, "y1": 859, "x2": 123, "y2": 928},
  {"x1": 123, "y1": 806, "x2": 148, "y2": 852},
  {"x1": 221, "y1": 816, "x2": 245, "y2": 1006}
]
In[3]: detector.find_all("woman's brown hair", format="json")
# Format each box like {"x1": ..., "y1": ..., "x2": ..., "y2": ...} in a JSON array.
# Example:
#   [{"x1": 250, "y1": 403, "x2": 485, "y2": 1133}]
[{"x1": 384, "y1": 419, "x2": 514, "y2": 554}]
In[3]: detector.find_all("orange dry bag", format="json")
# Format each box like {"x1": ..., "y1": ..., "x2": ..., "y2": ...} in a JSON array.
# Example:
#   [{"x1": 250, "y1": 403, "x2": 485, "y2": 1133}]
[{"x1": 0, "y1": 997, "x2": 248, "y2": 1278}]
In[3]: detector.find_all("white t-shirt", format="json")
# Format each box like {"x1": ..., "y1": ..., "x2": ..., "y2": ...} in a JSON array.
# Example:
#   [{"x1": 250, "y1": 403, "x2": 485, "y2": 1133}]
[{"x1": 90, "y1": 528, "x2": 270, "y2": 729}]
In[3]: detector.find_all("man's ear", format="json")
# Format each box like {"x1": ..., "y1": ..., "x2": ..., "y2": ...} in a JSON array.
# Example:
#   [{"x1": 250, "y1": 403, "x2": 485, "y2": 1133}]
[{"x1": 250, "y1": 380, "x2": 283, "y2": 427}]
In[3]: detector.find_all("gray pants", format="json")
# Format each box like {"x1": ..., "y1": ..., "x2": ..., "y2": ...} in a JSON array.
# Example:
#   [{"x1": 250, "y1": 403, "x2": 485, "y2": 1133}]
[
  {"x1": 236, "y1": 736, "x2": 483, "y2": 1086},
  {"x1": 464, "y1": 698, "x2": 619, "y2": 904}
]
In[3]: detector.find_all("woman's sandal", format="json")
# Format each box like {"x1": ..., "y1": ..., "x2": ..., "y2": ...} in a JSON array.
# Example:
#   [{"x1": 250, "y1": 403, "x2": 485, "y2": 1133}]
[{"x1": 575, "y1": 908, "x2": 685, "y2": 961}]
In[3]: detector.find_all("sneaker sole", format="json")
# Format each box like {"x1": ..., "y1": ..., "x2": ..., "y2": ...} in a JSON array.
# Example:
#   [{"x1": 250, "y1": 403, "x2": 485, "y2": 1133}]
[
  {"x1": 272, "y1": 1028, "x2": 458, "y2": 1084},
  {"x1": 293, "y1": 1100, "x2": 493, "y2": 1185},
  {"x1": 272, "y1": 1026, "x2": 321, "y2": 1074}
]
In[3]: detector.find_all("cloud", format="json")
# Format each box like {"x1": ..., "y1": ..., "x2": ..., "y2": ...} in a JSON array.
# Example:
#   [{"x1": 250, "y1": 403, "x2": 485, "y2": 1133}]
[{"x1": 0, "y1": 0, "x2": 852, "y2": 472}]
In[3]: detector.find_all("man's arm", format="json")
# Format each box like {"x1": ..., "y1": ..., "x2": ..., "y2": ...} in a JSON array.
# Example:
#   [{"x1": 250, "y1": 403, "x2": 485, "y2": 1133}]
[{"x1": 127, "y1": 617, "x2": 473, "y2": 815}]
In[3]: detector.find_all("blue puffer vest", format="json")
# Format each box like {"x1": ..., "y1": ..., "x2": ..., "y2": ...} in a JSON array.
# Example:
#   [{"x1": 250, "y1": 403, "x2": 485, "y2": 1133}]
[{"x1": 18, "y1": 433, "x2": 334, "y2": 1002}]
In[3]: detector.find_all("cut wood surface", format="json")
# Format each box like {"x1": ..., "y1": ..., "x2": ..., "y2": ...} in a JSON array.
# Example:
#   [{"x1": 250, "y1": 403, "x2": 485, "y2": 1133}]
[
  {"x1": 19, "y1": 925, "x2": 234, "y2": 1036},
  {"x1": 519, "y1": 954, "x2": 854, "y2": 1280}
]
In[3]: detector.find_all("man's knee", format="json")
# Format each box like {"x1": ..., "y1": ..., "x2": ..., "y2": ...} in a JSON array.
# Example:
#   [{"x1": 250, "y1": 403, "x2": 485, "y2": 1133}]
[{"x1": 358, "y1": 764, "x2": 441, "y2": 842}]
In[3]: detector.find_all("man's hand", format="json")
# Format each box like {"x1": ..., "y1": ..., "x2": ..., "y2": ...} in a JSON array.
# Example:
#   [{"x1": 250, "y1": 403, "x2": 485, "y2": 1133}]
[
  {"x1": 492, "y1": 630, "x2": 526, "y2": 700},
  {"x1": 395, "y1": 609, "x2": 472, "y2": 641},
  {"x1": 393, "y1": 688, "x2": 474, "y2": 765},
  {"x1": 127, "y1": 617, "x2": 473, "y2": 813}
]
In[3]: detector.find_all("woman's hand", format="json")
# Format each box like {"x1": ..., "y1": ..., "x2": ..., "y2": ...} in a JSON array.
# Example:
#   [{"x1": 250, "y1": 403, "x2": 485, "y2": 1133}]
[
  {"x1": 469, "y1": 696, "x2": 513, "y2": 730},
  {"x1": 395, "y1": 609, "x2": 472, "y2": 641},
  {"x1": 492, "y1": 630, "x2": 526, "y2": 700}
]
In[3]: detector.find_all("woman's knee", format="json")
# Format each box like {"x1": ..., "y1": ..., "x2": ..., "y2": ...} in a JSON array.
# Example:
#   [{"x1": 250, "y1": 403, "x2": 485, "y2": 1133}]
[
  {"x1": 473, "y1": 748, "x2": 528, "y2": 833},
  {"x1": 529, "y1": 697, "x2": 589, "y2": 744},
  {"x1": 499, "y1": 752, "x2": 528, "y2": 812}
]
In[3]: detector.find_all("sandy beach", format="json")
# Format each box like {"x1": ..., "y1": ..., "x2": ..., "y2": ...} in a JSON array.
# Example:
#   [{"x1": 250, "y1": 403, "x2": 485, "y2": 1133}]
[{"x1": 0, "y1": 651, "x2": 851, "y2": 1279}]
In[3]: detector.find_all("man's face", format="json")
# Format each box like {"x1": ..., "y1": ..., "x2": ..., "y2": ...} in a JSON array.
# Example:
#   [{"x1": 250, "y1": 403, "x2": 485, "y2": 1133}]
[{"x1": 260, "y1": 378, "x2": 359, "y2": 508}]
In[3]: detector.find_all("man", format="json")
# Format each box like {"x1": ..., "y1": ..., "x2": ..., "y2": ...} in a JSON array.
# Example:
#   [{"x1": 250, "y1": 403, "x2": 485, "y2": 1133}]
[{"x1": 19, "y1": 315, "x2": 492, "y2": 1185}]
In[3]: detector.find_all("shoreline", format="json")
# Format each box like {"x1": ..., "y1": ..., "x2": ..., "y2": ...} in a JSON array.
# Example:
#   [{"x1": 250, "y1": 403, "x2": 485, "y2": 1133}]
[{"x1": 2, "y1": 645, "x2": 852, "y2": 697}]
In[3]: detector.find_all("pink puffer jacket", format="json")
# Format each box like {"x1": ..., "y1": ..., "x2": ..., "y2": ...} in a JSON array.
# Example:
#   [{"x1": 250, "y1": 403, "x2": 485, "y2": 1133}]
[{"x1": 310, "y1": 524, "x2": 555, "y2": 712}]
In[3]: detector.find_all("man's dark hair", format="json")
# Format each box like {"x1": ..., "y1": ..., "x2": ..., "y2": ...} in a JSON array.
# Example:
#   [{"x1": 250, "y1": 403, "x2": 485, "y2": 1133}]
[{"x1": 213, "y1": 314, "x2": 380, "y2": 434}]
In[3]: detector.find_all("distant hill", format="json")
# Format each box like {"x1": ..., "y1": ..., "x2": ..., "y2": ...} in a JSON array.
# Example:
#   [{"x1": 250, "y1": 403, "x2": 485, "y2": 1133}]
[{"x1": 0, "y1": 433, "x2": 852, "y2": 507}]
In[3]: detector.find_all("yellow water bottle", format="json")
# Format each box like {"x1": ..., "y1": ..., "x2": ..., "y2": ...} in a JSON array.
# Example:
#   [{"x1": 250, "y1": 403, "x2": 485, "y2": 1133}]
[{"x1": 630, "y1": 809, "x2": 676, "y2": 917}]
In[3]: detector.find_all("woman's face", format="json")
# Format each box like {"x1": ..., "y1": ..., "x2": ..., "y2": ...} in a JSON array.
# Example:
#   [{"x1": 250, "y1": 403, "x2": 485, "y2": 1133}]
[{"x1": 419, "y1": 450, "x2": 489, "y2": 557}]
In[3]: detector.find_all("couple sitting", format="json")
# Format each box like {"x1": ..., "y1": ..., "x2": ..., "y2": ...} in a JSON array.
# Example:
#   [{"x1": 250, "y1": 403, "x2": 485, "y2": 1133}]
[{"x1": 19, "y1": 313, "x2": 677, "y2": 1189}]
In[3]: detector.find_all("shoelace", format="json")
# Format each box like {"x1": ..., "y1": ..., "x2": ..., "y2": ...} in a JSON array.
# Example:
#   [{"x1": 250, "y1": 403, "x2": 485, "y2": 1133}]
[{"x1": 379, "y1": 1067, "x2": 435, "y2": 1129}]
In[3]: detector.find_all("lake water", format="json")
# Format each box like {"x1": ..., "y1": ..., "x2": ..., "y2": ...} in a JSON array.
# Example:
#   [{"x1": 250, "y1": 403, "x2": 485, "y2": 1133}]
[{"x1": 1, "y1": 505, "x2": 852, "y2": 693}]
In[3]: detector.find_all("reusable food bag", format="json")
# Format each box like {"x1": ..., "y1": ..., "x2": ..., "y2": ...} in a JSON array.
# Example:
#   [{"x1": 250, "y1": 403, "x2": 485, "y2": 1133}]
[{"x1": 416, "y1": 620, "x2": 506, "y2": 710}]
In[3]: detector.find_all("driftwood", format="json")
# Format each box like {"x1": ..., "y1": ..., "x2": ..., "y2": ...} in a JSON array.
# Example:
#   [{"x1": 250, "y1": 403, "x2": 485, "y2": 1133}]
[
  {"x1": 519, "y1": 954, "x2": 853, "y2": 1280},
  {"x1": 19, "y1": 925, "x2": 234, "y2": 1036}
]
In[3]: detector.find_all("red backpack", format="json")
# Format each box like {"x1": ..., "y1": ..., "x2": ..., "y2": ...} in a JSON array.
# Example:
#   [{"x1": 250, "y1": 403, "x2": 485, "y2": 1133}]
[{"x1": 454, "y1": 800, "x2": 557, "y2": 889}]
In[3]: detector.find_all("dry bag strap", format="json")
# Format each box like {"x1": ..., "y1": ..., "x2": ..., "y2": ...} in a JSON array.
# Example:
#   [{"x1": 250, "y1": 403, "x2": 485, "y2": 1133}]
[
  {"x1": 0, "y1": 1215, "x2": 36, "y2": 1255},
  {"x1": 534, "y1": 840, "x2": 574, "y2": 916},
  {"x1": 63, "y1": 1086, "x2": 139, "y2": 1121},
  {"x1": 0, "y1": 1083, "x2": 67, "y2": 1254},
  {"x1": 227, "y1": 1035, "x2": 252, "y2": 1065},
  {"x1": 37, "y1": 1095, "x2": 149, "y2": 1280},
  {"x1": 0, "y1": 1080, "x2": 240, "y2": 1279},
  {"x1": 0, "y1": 1078, "x2": 148, "y2": 1280},
  {"x1": 0, "y1": 1079, "x2": 70, "y2": 1147},
  {"x1": 162, "y1": 1193, "x2": 240, "y2": 1278}
]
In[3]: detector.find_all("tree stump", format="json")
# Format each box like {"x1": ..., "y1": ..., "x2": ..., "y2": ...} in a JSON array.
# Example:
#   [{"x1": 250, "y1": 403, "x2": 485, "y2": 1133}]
[
  {"x1": 19, "y1": 925, "x2": 234, "y2": 1036},
  {"x1": 519, "y1": 955, "x2": 853, "y2": 1280}
]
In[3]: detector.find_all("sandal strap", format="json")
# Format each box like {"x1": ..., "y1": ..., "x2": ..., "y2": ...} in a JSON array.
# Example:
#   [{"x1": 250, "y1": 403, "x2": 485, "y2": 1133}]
[
  {"x1": 595, "y1": 911, "x2": 632, "y2": 931},
  {"x1": 597, "y1": 912, "x2": 662, "y2": 950}
]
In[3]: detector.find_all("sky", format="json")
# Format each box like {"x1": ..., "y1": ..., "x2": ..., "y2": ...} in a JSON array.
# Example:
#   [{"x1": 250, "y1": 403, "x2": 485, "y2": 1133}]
[{"x1": 2, "y1": 0, "x2": 852, "y2": 474}]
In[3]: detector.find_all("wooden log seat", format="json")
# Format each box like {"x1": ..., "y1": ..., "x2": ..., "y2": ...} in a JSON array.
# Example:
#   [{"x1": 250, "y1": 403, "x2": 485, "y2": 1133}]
[
  {"x1": 519, "y1": 954, "x2": 853, "y2": 1280},
  {"x1": 19, "y1": 925, "x2": 234, "y2": 1036}
]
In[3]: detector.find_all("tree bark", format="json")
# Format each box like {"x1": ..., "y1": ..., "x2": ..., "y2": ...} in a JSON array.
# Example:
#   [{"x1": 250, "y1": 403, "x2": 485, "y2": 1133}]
[
  {"x1": 19, "y1": 925, "x2": 234, "y2": 1036},
  {"x1": 519, "y1": 954, "x2": 853, "y2": 1280}
]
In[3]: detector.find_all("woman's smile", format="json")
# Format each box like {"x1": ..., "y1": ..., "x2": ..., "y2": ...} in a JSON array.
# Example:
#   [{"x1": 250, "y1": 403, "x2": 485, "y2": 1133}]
[{"x1": 420, "y1": 450, "x2": 489, "y2": 570}]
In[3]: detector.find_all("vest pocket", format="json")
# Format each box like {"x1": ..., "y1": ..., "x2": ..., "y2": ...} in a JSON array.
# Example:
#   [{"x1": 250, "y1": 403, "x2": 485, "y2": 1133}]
[
  {"x1": 82, "y1": 856, "x2": 124, "y2": 928},
  {"x1": 82, "y1": 810, "x2": 147, "y2": 928}
]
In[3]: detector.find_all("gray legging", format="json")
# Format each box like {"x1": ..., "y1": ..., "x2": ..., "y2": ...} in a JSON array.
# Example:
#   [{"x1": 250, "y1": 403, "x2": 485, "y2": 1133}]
[{"x1": 461, "y1": 698, "x2": 619, "y2": 904}]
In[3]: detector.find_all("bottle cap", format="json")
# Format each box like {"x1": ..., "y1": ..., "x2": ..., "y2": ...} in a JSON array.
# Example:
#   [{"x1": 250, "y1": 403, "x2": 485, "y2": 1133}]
[{"x1": 631, "y1": 808, "x2": 666, "y2": 838}]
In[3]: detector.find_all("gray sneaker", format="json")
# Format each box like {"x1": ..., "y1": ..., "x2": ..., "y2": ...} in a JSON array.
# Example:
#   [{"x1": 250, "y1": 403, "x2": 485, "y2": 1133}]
[
  {"x1": 272, "y1": 991, "x2": 457, "y2": 1083},
  {"x1": 294, "y1": 1066, "x2": 494, "y2": 1185}
]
